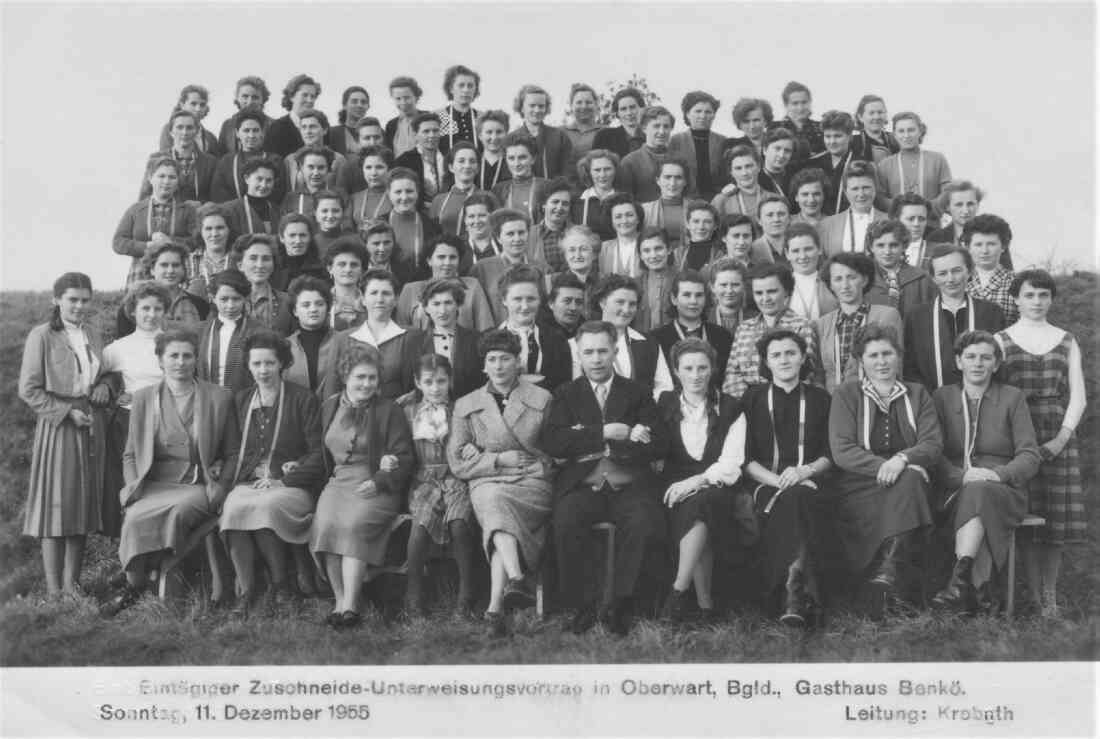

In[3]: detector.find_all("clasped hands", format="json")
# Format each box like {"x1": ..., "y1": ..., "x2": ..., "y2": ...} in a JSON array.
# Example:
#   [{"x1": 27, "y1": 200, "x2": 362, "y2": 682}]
[{"x1": 603, "y1": 422, "x2": 651, "y2": 443}]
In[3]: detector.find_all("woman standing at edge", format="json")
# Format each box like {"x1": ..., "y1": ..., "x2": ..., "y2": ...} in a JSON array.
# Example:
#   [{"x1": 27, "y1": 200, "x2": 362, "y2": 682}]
[
  {"x1": 995, "y1": 270, "x2": 1087, "y2": 617},
  {"x1": 20, "y1": 273, "x2": 110, "y2": 595}
]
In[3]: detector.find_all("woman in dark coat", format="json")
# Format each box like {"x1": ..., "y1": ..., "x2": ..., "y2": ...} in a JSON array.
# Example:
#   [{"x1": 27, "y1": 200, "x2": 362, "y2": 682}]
[
  {"x1": 931, "y1": 330, "x2": 1040, "y2": 614},
  {"x1": 827, "y1": 324, "x2": 942, "y2": 620},
  {"x1": 743, "y1": 330, "x2": 832, "y2": 627},
  {"x1": 656, "y1": 338, "x2": 750, "y2": 623},
  {"x1": 220, "y1": 331, "x2": 326, "y2": 613}
]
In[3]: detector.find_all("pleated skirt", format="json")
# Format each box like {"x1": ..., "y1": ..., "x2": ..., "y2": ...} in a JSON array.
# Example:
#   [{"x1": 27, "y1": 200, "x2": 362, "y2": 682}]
[{"x1": 23, "y1": 412, "x2": 105, "y2": 538}]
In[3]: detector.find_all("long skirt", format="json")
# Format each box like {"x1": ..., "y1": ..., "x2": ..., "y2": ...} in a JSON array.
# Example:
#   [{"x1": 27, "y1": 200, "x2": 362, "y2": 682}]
[
  {"x1": 832, "y1": 468, "x2": 932, "y2": 573},
  {"x1": 469, "y1": 476, "x2": 553, "y2": 571},
  {"x1": 752, "y1": 482, "x2": 823, "y2": 593},
  {"x1": 949, "y1": 480, "x2": 1026, "y2": 584},
  {"x1": 310, "y1": 464, "x2": 400, "y2": 565},
  {"x1": 118, "y1": 482, "x2": 212, "y2": 569},
  {"x1": 23, "y1": 410, "x2": 105, "y2": 538},
  {"x1": 101, "y1": 406, "x2": 129, "y2": 538},
  {"x1": 220, "y1": 483, "x2": 314, "y2": 544}
]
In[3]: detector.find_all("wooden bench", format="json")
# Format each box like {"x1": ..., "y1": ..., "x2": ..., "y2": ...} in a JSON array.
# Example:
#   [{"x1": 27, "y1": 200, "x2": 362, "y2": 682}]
[{"x1": 1005, "y1": 515, "x2": 1046, "y2": 618}]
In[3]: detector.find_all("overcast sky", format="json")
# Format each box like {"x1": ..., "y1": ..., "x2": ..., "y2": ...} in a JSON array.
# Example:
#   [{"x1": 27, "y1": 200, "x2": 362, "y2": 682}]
[{"x1": 1, "y1": 2, "x2": 1094, "y2": 291}]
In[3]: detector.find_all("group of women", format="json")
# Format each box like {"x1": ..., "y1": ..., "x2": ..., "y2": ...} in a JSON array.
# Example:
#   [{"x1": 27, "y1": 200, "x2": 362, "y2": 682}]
[{"x1": 18, "y1": 70, "x2": 1087, "y2": 637}]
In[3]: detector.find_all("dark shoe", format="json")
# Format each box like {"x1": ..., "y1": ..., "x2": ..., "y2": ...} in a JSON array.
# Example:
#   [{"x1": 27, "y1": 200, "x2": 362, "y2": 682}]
[
  {"x1": 932, "y1": 556, "x2": 977, "y2": 615},
  {"x1": 230, "y1": 591, "x2": 256, "y2": 619},
  {"x1": 501, "y1": 576, "x2": 535, "y2": 612},
  {"x1": 106, "y1": 571, "x2": 128, "y2": 590},
  {"x1": 324, "y1": 610, "x2": 342, "y2": 628},
  {"x1": 99, "y1": 584, "x2": 141, "y2": 618},
  {"x1": 869, "y1": 535, "x2": 904, "y2": 589},
  {"x1": 697, "y1": 607, "x2": 720, "y2": 625},
  {"x1": 660, "y1": 588, "x2": 691, "y2": 622},
  {"x1": 485, "y1": 611, "x2": 509, "y2": 638},
  {"x1": 338, "y1": 610, "x2": 362, "y2": 629},
  {"x1": 569, "y1": 605, "x2": 599, "y2": 635},
  {"x1": 606, "y1": 598, "x2": 633, "y2": 637}
]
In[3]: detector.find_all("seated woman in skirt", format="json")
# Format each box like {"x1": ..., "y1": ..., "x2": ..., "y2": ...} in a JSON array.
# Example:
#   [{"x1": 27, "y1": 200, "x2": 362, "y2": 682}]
[
  {"x1": 656, "y1": 337, "x2": 749, "y2": 624},
  {"x1": 827, "y1": 323, "x2": 942, "y2": 620},
  {"x1": 398, "y1": 354, "x2": 477, "y2": 617},
  {"x1": 931, "y1": 330, "x2": 1040, "y2": 614},
  {"x1": 743, "y1": 330, "x2": 832, "y2": 627},
  {"x1": 311, "y1": 343, "x2": 414, "y2": 629},
  {"x1": 447, "y1": 330, "x2": 555, "y2": 637},
  {"x1": 102, "y1": 328, "x2": 240, "y2": 616},
  {"x1": 220, "y1": 331, "x2": 326, "y2": 615}
]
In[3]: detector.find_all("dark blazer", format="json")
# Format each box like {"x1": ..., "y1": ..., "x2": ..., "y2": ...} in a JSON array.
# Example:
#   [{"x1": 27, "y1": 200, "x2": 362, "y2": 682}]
[
  {"x1": 266, "y1": 115, "x2": 304, "y2": 158},
  {"x1": 650, "y1": 321, "x2": 732, "y2": 392},
  {"x1": 592, "y1": 125, "x2": 644, "y2": 160},
  {"x1": 231, "y1": 381, "x2": 326, "y2": 496},
  {"x1": 285, "y1": 328, "x2": 337, "y2": 397},
  {"x1": 223, "y1": 196, "x2": 281, "y2": 240},
  {"x1": 415, "y1": 325, "x2": 484, "y2": 399},
  {"x1": 903, "y1": 298, "x2": 1006, "y2": 391},
  {"x1": 867, "y1": 263, "x2": 935, "y2": 319},
  {"x1": 319, "y1": 393, "x2": 414, "y2": 497},
  {"x1": 539, "y1": 374, "x2": 669, "y2": 497},
  {"x1": 217, "y1": 113, "x2": 273, "y2": 156},
  {"x1": 799, "y1": 150, "x2": 869, "y2": 216},
  {"x1": 393, "y1": 148, "x2": 445, "y2": 209},
  {"x1": 196, "y1": 315, "x2": 261, "y2": 393},
  {"x1": 849, "y1": 130, "x2": 900, "y2": 162}
]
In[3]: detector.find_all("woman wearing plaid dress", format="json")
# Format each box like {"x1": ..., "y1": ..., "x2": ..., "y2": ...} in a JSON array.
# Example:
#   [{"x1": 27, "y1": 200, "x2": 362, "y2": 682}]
[{"x1": 995, "y1": 270, "x2": 1087, "y2": 618}]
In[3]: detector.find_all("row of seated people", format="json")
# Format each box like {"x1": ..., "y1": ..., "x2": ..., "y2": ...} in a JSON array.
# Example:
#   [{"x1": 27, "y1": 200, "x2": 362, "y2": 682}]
[
  {"x1": 79, "y1": 320, "x2": 1050, "y2": 634},
  {"x1": 21, "y1": 262, "x2": 1084, "y2": 630},
  {"x1": 149, "y1": 73, "x2": 945, "y2": 206}
]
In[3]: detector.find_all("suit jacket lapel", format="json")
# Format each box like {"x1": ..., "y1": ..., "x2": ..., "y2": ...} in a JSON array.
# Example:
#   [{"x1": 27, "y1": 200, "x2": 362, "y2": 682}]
[{"x1": 603, "y1": 375, "x2": 627, "y2": 421}]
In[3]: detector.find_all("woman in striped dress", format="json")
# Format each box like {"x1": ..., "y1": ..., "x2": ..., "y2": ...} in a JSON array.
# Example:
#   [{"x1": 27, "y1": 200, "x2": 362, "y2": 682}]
[
  {"x1": 19, "y1": 273, "x2": 111, "y2": 595},
  {"x1": 995, "y1": 270, "x2": 1087, "y2": 618}
]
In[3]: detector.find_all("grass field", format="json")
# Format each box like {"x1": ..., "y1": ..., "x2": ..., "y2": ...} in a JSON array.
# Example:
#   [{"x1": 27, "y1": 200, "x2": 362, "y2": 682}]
[{"x1": 1, "y1": 279, "x2": 1097, "y2": 666}]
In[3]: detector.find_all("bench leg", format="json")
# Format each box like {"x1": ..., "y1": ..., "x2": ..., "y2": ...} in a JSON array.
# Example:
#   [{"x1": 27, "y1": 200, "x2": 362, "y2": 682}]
[
  {"x1": 602, "y1": 527, "x2": 615, "y2": 608},
  {"x1": 1005, "y1": 528, "x2": 1016, "y2": 619}
]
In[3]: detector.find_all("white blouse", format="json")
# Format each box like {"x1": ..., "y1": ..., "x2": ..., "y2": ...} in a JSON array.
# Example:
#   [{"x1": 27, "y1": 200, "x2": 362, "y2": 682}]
[{"x1": 101, "y1": 330, "x2": 162, "y2": 408}]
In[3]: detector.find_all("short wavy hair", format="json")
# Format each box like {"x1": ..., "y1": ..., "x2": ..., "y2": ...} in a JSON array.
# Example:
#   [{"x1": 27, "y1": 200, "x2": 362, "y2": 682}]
[
  {"x1": 337, "y1": 342, "x2": 382, "y2": 381},
  {"x1": 1009, "y1": 269, "x2": 1056, "y2": 298},
  {"x1": 288, "y1": 275, "x2": 332, "y2": 309},
  {"x1": 851, "y1": 323, "x2": 902, "y2": 360},
  {"x1": 756, "y1": 328, "x2": 810, "y2": 381},
  {"x1": 478, "y1": 328, "x2": 522, "y2": 359},
  {"x1": 123, "y1": 281, "x2": 172, "y2": 318},
  {"x1": 281, "y1": 74, "x2": 321, "y2": 111},
  {"x1": 420, "y1": 277, "x2": 467, "y2": 307},
  {"x1": 155, "y1": 327, "x2": 200, "y2": 357},
  {"x1": 324, "y1": 235, "x2": 369, "y2": 268},
  {"x1": 820, "y1": 110, "x2": 855, "y2": 135},
  {"x1": 244, "y1": 329, "x2": 293, "y2": 369},
  {"x1": 821, "y1": 252, "x2": 876, "y2": 295},
  {"x1": 476, "y1": 109, "x2": 510, "y2": 135},
  {"x1": 789, "y1": 166, "x2": 830, "y2": 203},
  {"x1": 732, "y1": 97, "x2": 773, "y2": 127},
  {"x1": 497, "y1": 263, "x2": 544, "y2": 303},
  {"x1": 141, "y1": 242, "x2": 190, "y2": 276},
  {"x1": 443, "y1": 64, "x2": 481, "y2": 101},
  {"x1": 680, "y1": 90, "x2": 721, "y2": 125},
  {"x1": 490, "y1": 207, "x2": 531, "y2": 237},
  {"x1": 577, "y1": 148, "x2": 620, "y2": 188},
  {"x1": 781, "y1": 81, "x2": 811, "y2": 105},
  {"x1": 513, "y1": 84, "x2": 551, "y2": 115},
  {"x1": 953, "y1": 329, "x2": 1003, "y2": 362},
  {"x1": 670, "y1": 336, "x2": 716, "y2": 371},
  {"x1": 388, "y1": 76, "x2": 422, "y2": 98},
  {"x1": 892, "y1": 111, "x2": 927, "y2": 142},
  {"x1": 234, "y1": 76, "x2": 270, "y2": 107},
  {"x1": 864, "y1": 219, "x2": 910, "y2": 253},
  {"x1": 208, "y1": 267, "x2": 251, "y2": 298},
  {"x1": 962, "y1": 213, "x2": 1012, "y2": 248}
]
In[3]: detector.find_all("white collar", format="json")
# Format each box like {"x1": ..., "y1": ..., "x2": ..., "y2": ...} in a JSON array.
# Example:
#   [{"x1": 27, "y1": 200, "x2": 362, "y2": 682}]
[
  {"x1": 350, "y1": 320, "x2": 405, "y2": 346},
  {"x1": 793, "y1": 271, "x2": 818, "y2": 284},
  {"x1": 501, "y1": 321, "x2": 538, "y2": 336},
  {"x1": 589, "y1": 376, "x2": 614, "y2": 394},
  {"x1": 625, "y1": 327, "x2": 646, "y2": 341},
  {"x1": 851, "y1": 209, "x2": 873, "y2": 221}
]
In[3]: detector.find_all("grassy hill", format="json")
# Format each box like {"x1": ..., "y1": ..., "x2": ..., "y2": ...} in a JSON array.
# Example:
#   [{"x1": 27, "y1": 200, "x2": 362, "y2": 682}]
[{"x1": 0, "y1": 278, "x2": 1096, "y2": 665}]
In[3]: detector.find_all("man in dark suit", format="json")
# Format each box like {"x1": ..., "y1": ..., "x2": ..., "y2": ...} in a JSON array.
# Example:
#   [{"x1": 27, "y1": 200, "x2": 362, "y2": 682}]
[
  {"x1": 415, "y1": 278, "x2": 484, "y2": 398},
  {"x1": 541, "y1": 321, "x2": 670, "y2": 635},
  {"x1": 903, "y1": 244, "x2": 1005, "y2": 391},
  {"x1": 649, "y1": 269, "x2": 732, "y2": 391}
]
